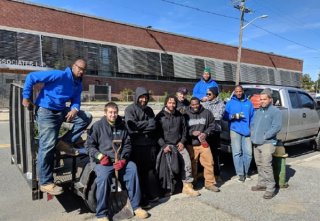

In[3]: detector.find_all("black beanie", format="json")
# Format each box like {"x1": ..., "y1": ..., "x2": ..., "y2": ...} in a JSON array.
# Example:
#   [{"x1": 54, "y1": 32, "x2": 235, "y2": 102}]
[{"x1": 208, "y1": 86, "x2": 219, "y2": 96}]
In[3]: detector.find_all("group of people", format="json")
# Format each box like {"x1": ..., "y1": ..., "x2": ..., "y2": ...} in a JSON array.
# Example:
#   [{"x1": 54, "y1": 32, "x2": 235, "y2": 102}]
[{"x1": 22, "y1": 58, "x2": 282, "y2": 221}]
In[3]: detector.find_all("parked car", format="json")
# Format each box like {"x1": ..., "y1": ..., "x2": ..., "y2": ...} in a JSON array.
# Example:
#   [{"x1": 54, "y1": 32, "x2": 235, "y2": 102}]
[{"x1": 220, "y1": 85, "x2": 320, "y2": 152}]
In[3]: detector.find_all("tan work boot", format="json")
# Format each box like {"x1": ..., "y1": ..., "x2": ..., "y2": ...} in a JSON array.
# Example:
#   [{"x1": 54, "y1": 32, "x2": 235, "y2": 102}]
[
  {"x1": 56, "y1": 140, "x2": 79, "y2": 156},
  {"x1": 134, "y1": 207, "x2": 149, "y2": 219},
  {"x1": 205, "y1": 185, "x2": 220, "y2": 192},
  {"x1": 40, "y1": 183, "x2": 63, "y2": 195},
  {"x1": 182, "y1": 183, "x2": 200, "y2": 197}
]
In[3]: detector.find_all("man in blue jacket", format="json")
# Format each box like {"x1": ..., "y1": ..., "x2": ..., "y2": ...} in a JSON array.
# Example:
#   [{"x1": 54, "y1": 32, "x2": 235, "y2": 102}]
[
  {"x1": 86, "y1": 102, "x2": 148, "y2": 221},
  {"x1": 224, "y1": 85, "x2": 255, "y2": 182},
  {"x1": 22, "y1": 58, "x2": 92, "y2": 195},
  {"x1": 250, "y1": 88, "x2": 282, "y2": 199},
  {"x1": 192, "y1": 67, "x2": 219, "y2": 102}
]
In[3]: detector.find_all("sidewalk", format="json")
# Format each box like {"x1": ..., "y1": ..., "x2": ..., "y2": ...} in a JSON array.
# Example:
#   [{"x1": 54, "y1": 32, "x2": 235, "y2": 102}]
[
  {"x1": 130, "y1": 154, "x2": 320, "y2": 221},
  {"x1": 0, "y1": 102, "x2": 163, "y2": 121}
]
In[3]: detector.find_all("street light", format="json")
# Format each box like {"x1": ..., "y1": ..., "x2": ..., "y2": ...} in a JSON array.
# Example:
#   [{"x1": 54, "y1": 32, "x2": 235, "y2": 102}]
[{"x1": 235, "y1": 14, "x2": 268, "y2": 85}]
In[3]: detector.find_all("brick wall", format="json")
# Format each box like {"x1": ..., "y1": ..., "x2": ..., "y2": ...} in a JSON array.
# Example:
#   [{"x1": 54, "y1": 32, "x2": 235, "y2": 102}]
[{"x1": 0, "y1": 0, "x2": 303, "y2": 72}]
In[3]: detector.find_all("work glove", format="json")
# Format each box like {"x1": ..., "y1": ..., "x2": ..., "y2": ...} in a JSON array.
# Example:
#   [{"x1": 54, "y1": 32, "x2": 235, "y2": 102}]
[
  {"x1": 113, "y1": 159, "x2": 126, "y2": 171},
  {"x1": 96, "y1": 153, "x2": 110, "y2": 166},
  {"x1": 231, "y1": 112, "x2": 244, "y2": 120}
]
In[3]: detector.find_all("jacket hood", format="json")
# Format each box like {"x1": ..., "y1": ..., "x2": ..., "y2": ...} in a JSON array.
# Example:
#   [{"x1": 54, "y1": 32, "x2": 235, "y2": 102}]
[{"x1": 135, "y1": 87, "x2": 149, "y2": 104}]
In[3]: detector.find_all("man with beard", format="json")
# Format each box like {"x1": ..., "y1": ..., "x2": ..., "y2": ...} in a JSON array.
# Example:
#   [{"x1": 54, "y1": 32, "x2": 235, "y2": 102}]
[
  {"x1": 251, "y1": 88, "x2": 282, "y2": 199},
  {"x1": 184, "y1": 97, "x2": 220, "y2": 192},
  {"x1": 224, "y1": 85, "x2": 255, "y2": 182},
  {"x1": 192, "y1": 67, "x2": 219, "y2": 102},
  {"x1": 202, "y1": 87, "x2": 225, "y2": 181},
  {"x1": 155, "y1": 95, "x2": 200, "y2": 197},
  {"x1": 124, "y1": 87, "x2": 159, "y2": 208},
  {"x1": 22, "y1": 58, "x2": 92, "y2": 195},
  {"x1": 86, "y1": 102, "x2": 149, "y2": 221}
]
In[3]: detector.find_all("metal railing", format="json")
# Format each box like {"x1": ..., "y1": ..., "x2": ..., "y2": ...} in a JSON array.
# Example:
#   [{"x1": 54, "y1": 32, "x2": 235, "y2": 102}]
[{"x1": 9, "y1": 83, "x2": 41, "y2": 200}]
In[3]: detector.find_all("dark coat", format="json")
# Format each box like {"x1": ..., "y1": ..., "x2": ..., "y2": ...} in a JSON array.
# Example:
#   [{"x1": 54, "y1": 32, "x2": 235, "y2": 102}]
[
  {"x1": 155, "y1": 108, "x2": 187, "y2": 148},
  {"x1": 156, "y1": 147, "x2": 180, "y2": 193},
  {"x1": 124, "y1": 87, "x2": 157, "y2": 146},
  {"x1": 86, "y1": 116, "x2": 131, "y2": 161},
  {"x1": 184, "y1": 105, "x2": 216, "y2": 146}
]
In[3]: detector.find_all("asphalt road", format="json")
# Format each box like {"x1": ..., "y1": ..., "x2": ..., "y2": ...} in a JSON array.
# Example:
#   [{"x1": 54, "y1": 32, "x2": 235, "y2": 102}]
[{"x1": 1, "y1": 121, "x2": 320, "y2": 221}]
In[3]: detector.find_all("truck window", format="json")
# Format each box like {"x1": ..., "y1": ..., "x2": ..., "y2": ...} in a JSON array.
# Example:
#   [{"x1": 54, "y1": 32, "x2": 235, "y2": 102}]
[
  {"x1": 299, "y1": 92, "x2": 314, "y2": 109},
  {"x1": 243, "y1": 88, "x2": 282, "y2": 107},
  {"x1": 289, "y1": 91, "x2": 299, "y2": 108}
]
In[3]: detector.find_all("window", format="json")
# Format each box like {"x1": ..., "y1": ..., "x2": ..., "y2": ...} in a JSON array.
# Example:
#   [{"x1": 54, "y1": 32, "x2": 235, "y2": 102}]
[
  {"x1": 289, "y1": 91, "x2": 299, "y2": 109},
  {"x1": 244, "y1": 88, "x2": 282, "y2": 107},
  {"x1": 298, "y1": 92, "x2": 314, "y2": 109}
]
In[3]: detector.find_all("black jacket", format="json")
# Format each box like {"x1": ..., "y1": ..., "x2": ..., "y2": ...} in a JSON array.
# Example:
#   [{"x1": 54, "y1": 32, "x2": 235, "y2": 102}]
[
  {"x1": 176, "y1": 99, "x2": 190, "y2": 114},
  {"x1": 184, "y1": 105, "x2": 215, "y2": 146},
  {"x1": 86, "y1": 116, "x2": 131, "y2": 161},
  {"x1": 156, "y1": 147, "x2": 180, "y2": 193},
  {"x1": 155, "y1": 108, "x2": 187, "y2": 148},
  {"x1": 124, "y1": 87, "x2": 157, "y2": 146}
]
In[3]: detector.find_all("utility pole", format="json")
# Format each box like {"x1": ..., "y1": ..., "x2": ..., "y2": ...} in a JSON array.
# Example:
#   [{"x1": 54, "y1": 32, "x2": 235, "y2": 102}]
[{"x1": 234, "y1": 0, "x2": 251, "y2": 85}]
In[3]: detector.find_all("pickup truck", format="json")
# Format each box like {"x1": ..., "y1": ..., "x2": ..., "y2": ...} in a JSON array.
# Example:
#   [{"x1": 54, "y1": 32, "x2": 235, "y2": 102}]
[{"x1": 220, "y1": 85, "x2": 320, "y2": 152}]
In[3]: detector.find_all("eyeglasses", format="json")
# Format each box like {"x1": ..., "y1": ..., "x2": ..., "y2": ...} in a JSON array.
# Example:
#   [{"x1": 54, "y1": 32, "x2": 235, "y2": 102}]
[
  {"x1": 74, "y1": 63, "x2": 86, "y2": 72},
  {"x1": 206, "y1": 93, "x2": 213, "y2": 96}
]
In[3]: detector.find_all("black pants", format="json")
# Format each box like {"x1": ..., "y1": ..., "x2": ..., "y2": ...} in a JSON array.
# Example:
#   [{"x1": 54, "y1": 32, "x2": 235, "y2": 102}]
[{"x1": 131, "y1": 144, "x2": 159, "y2": 204}]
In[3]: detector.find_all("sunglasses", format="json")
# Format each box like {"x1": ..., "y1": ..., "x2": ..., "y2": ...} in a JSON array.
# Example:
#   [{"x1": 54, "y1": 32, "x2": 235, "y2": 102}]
[{"x1": 206, "y1": 93, "x2": 213, "y2": 96}]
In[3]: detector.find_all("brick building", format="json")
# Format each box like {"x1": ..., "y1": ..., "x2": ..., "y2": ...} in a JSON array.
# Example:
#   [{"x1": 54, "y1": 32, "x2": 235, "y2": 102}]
[{"x1": 0, "y1": 0, "x2": 303, "y2": 106}]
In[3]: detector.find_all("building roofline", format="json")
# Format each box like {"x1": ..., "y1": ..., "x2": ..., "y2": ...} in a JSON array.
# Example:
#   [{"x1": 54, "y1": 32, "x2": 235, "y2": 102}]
[{"x1": 12, "y1": 0, "x2": 303, "y2": 62}]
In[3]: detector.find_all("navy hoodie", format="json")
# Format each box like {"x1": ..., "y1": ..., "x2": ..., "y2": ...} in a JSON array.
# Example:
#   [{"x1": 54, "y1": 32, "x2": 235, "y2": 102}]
[{"x1": 184, "y1": 105, "x2": 215, "y2": 146}]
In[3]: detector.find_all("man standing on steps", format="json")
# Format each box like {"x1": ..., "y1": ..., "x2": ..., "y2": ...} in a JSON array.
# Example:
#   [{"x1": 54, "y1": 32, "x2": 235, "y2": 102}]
[
  {"x1": 22, "y1": 58, "x2": 92, "y2": 195},
  {"x1": 155, "y1": 95, "x2": 200, "y2": 197},
  {"x1": 250, "y1": 88, "x2": 282, "y2": 199}
]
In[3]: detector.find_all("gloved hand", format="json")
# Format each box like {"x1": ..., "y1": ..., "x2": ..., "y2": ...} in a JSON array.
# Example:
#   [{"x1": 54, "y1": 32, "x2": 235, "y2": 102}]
[
  {"x1": 113, "y1": 159, "x2": 126, "y2": 171},
  {"x1": 96, "y1": 153, "x2": 110, "y2": 166},
  {"x1": 232, "y1": 112, "x2": 244, "y2": 120}
]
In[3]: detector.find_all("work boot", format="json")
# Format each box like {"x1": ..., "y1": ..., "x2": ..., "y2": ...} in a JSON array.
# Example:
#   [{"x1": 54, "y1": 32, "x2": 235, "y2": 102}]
[
  {"x1": 215, "y1": 175, "x2": 223, "y2": 183},
  {"x1": 251, "y1": 185, "x2": 267, "y2": 191},
  {"x1": 182, "y1": 183, "x2": 200, "y2": 197},
  {"x1": 246, "y1": 175, "x2": 252, "y2": 181},
  {"x1": 205, "y1": 185, "x2": 220, "y2": 192},
  {"x1": 237, "y1": 175, "x2": 245, "y2": 183},
  {"x1": 134, "y1": 207, "x2": 149, "y2": 219},
  {"x1": 40, "y1": 183, "x2": 63, "y2": 195},
  {"x1": 56, "y1": 140, "x2": 79, "y2": 156},
  {"x1": 97, "y1": 217, "x2": 109, "y2": 221},
  {"x1": 263, "y1": 191, "x2": 275, "y2": 199}
]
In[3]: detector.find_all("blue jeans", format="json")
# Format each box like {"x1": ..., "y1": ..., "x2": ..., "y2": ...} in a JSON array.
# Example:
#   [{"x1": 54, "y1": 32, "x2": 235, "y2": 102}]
[
  {"x1": 36, "y1": 107, "x2": 92, "y2": 185},
  {"x1": 230, "y1": 130, "x2": 252, "y2": 176},
  {"x1": 94, "y1": 161, "x2": 141, "y2": 218}
]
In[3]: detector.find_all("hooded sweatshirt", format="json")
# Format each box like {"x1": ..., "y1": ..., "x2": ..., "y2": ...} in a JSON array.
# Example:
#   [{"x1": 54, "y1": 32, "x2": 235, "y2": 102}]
[
  {"x1": 86, "y1": 116, "x2": 131, "y2": 162},
  {"x1": 184, "y1": 105, "x2": 215, "y2": 146},
  {"x1": 22, "y1": 67, "x2": 82, "y2": 111},
  {"x1": 224, "y1": 94, "x2": 255, "y2": 136},
  {"x1": 155, "y1": 107, "x2": 187, "y2": 148},
  {"x1": 124, "y1": 87, "x2": 157, "y2": 146},
  {"x1": 192, "y1": 78, "x2": 218, "y2": 100}
]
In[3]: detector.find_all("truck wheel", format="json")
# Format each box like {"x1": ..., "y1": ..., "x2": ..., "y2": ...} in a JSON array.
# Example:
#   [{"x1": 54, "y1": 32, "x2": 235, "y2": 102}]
[
  {"x1": 84, "y1": 179, "x2": 97, "y2": 213},
  {"x1": 315, "y1": 131, "x2": 320, "y2": 151}
]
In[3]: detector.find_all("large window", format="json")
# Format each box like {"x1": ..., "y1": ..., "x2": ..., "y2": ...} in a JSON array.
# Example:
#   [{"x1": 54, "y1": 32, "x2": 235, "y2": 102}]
[{"x1": 0, "y1": 30, "x2": 17, "y2": 60}]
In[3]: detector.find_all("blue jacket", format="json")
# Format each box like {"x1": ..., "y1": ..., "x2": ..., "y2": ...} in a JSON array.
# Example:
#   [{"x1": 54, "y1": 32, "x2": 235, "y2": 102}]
[
  {"x1": 224, "y1": 95, "x2": 255, "y2": 136},
  {"x1": 192, "y1": 78, "x2": 218, "y2": 100},
  {"x1": 22, "y1": 67, "x2": 82, "y2": 111},
  {"x1": 250, "y1": 105, "x2": 282, "y2": 145}
]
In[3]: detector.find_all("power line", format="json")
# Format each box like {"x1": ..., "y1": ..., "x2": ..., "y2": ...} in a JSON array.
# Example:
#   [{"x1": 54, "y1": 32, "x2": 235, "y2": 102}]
[{"x1": 160, "y1": 0, "x2": 320, "y2": 54}]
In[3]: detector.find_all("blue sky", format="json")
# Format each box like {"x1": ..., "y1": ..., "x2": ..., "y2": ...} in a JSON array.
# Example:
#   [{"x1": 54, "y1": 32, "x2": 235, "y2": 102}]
[{"x1": 28, "y1": 0, "x2": 320, "y2": 80}]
